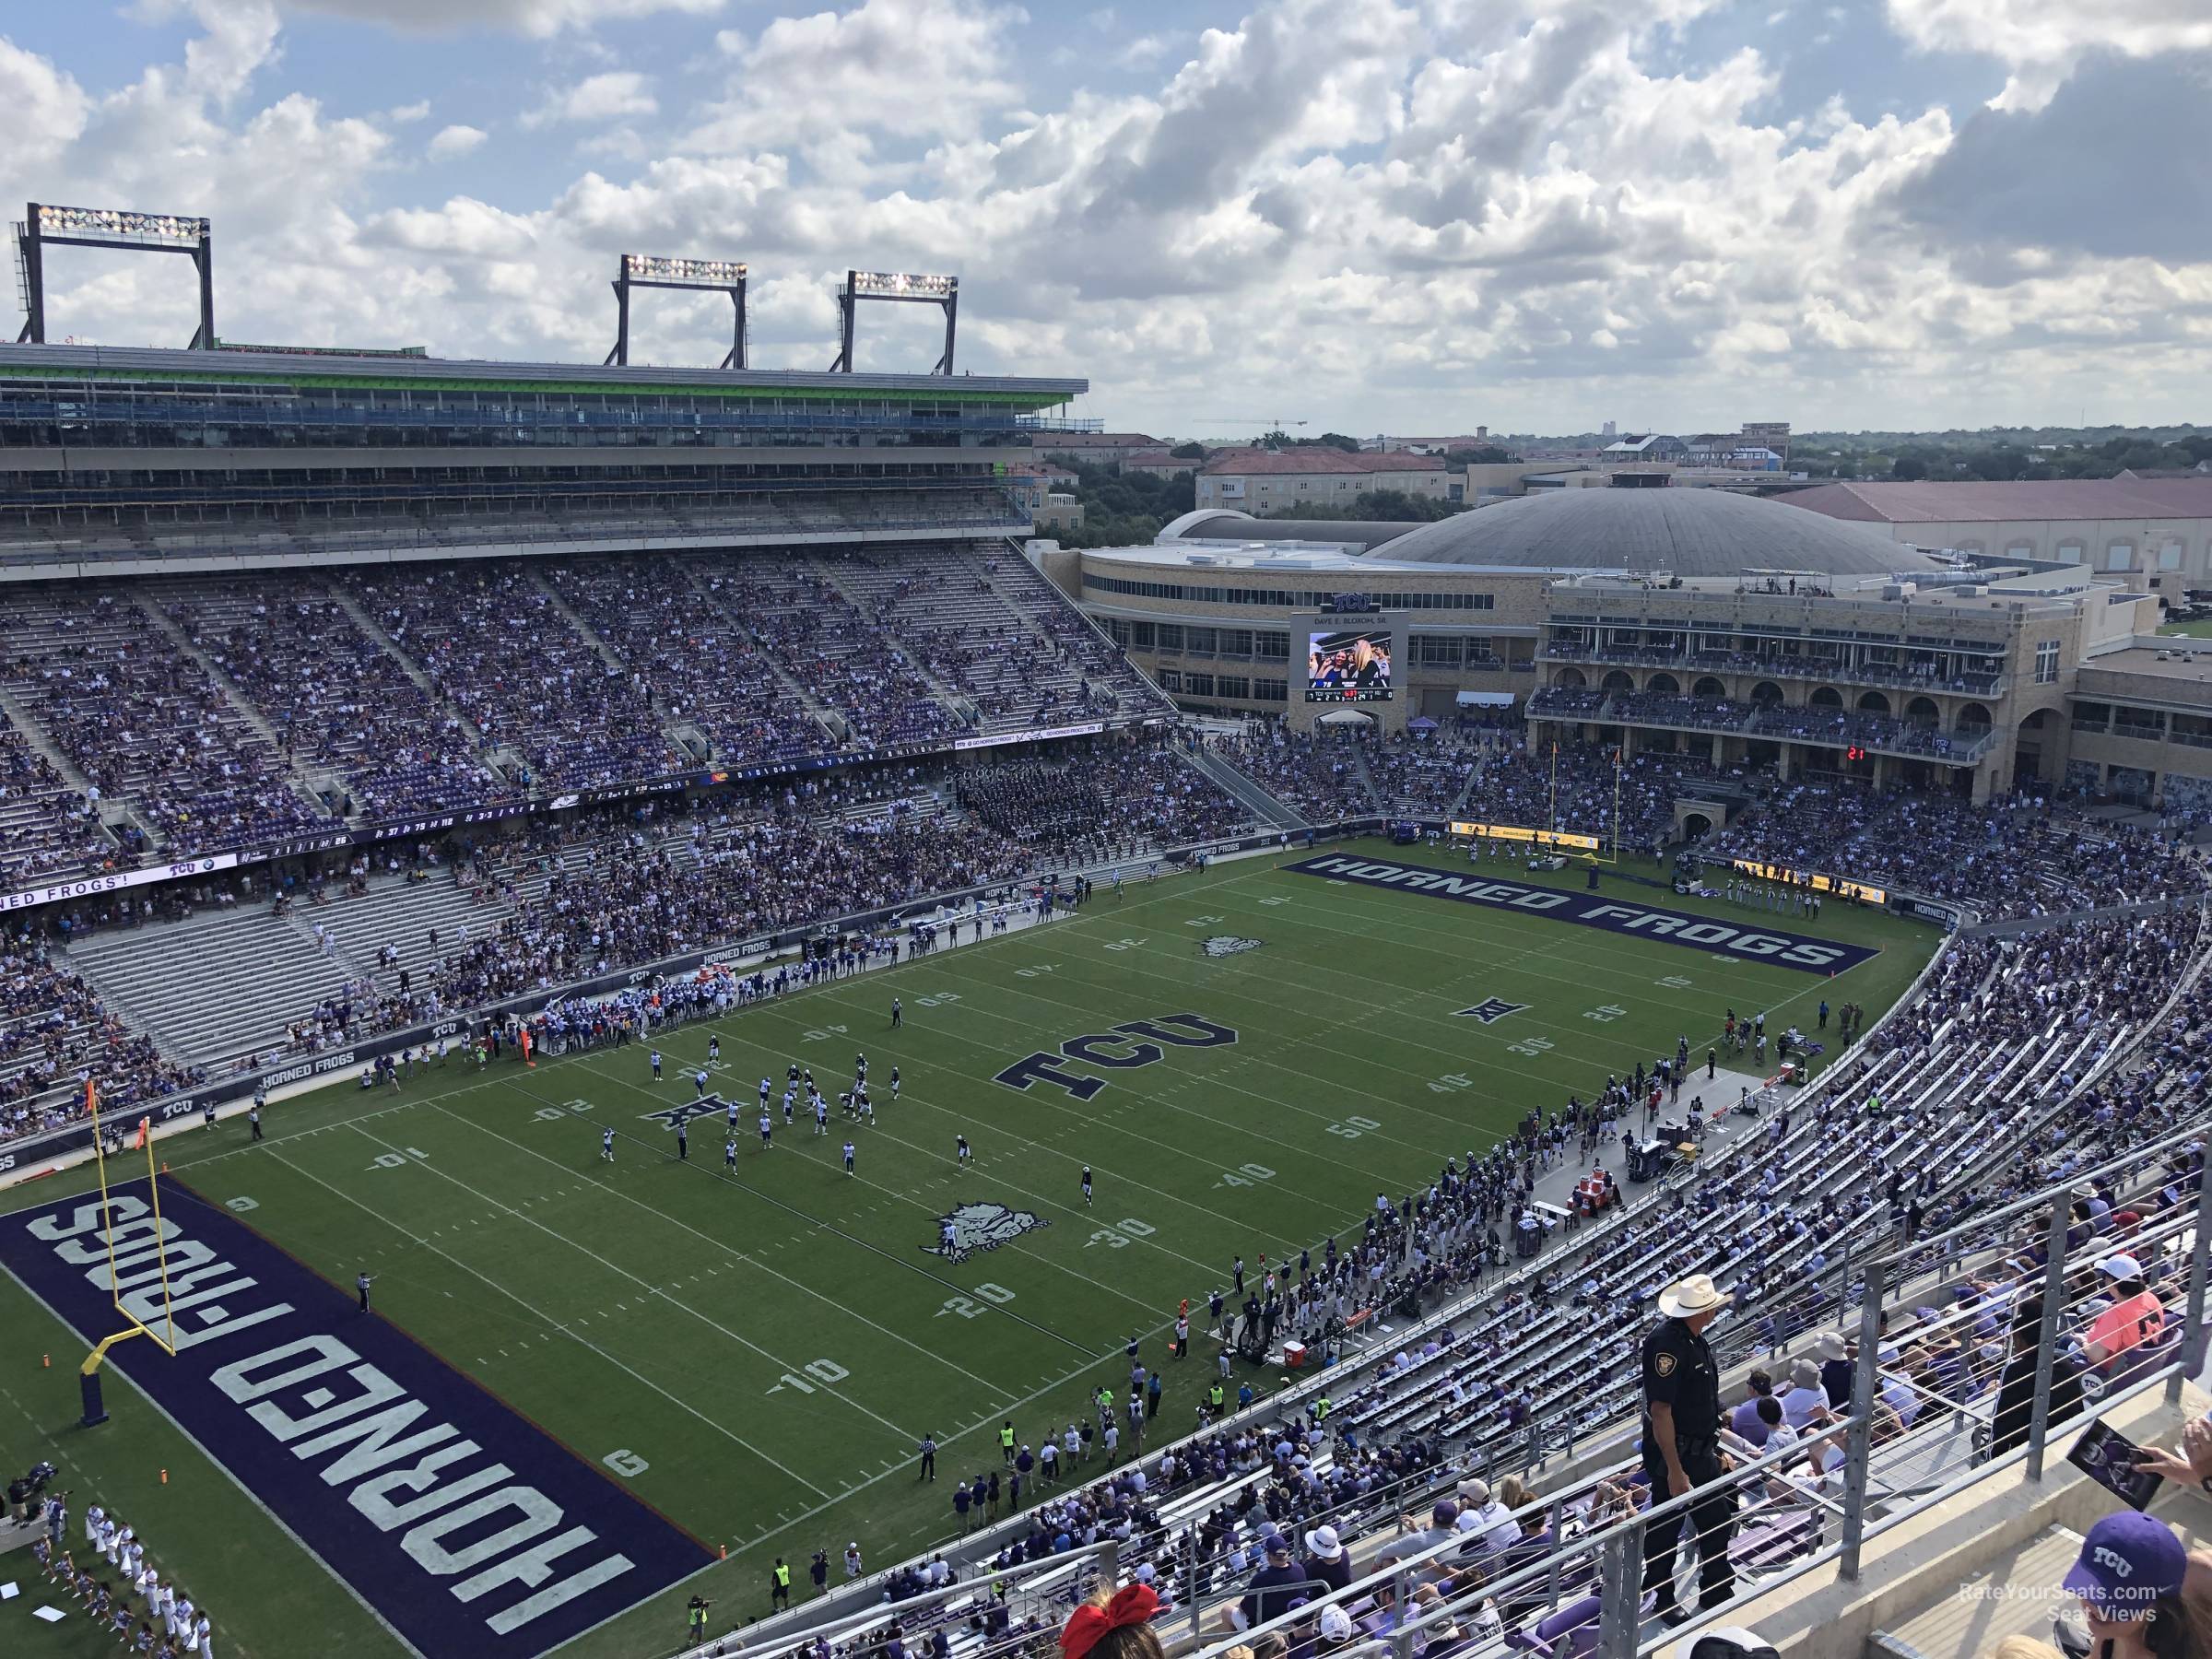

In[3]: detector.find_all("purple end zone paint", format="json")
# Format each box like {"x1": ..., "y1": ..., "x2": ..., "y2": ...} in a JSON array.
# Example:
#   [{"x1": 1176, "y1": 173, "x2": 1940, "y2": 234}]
[
  {"x1": 0, "y1": 1178, "x2": 712, "y2": 1658},
  {"x1": 1284, "y1": 854, "x2": 1879, "y2": 975}
]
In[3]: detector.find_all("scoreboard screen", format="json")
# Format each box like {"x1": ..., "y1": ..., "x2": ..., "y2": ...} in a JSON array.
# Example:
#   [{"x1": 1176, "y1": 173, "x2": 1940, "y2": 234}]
[{"x1": 1306, "y1": 629, "x2": 1394, "y2": 703}]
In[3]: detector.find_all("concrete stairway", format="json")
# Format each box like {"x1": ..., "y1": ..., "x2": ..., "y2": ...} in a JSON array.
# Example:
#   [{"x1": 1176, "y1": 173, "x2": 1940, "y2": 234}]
[
  {"x1": 1188, "y1": 746, "x2": 1308, "y2": 831},
  {"x1": 1866, "y1": 1525, "x2": 2082, "y2": 1658}
]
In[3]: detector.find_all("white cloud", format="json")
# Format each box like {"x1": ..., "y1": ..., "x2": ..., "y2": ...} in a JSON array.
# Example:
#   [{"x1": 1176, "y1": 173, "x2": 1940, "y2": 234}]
[
  {"x1": 0, "y1": 39, "x2": 91, "y2": 167},
  {"x1": 9, "y1": 0, "x2": 2210, "y2": 427},
  {"x1": 1884, "y1": 0, "x2": 2212, "y2": 107},
  {"x1": 698, "y1": 0, "x2": 1026, "y2": 147},
  {"x1": 182, "y1": 0, "x2": 282, "y2": 102},
  {"x1": 428, "y1": 122, "x2": 488, "y2": 158},
  {"x1": 521, "y1": 70, "x2": 657, "y2": 127},
  {"x1": 254, "y1": 0, "x2": 725, "y2": 37},
  {"x1": 1113, "y1": 33, "x2": 1175, "y2": 69},
  {"x1": 388, "y1": 99, "x2": 431, "y2": 121}
]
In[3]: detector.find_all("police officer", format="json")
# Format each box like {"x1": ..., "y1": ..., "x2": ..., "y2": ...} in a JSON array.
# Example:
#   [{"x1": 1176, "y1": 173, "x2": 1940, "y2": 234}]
[
  {"x1": 1641, "y1": 1274, "x2": 1736, "y2": 1625},
  {"x1": 771, "y1": 1557, "x2": 792, "y2": 1610}
]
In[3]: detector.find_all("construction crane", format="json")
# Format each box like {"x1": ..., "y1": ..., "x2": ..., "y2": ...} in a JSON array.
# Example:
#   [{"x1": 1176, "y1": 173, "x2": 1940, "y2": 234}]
[{"x1": 1189, "y1": 417, "x2": 1309, "y2": 431}]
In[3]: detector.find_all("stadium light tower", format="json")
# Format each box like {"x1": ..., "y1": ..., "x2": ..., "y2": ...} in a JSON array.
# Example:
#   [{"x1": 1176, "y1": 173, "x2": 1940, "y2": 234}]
[
  {"x1": 605, "y1": 253, "x2": 748, "y2": 369},
  {"x1": 14, "y1": 202, "x2": 215, "y2": 348},
  {"x1": 828, "y1": 269, "x2": 959, "y2": 375}
]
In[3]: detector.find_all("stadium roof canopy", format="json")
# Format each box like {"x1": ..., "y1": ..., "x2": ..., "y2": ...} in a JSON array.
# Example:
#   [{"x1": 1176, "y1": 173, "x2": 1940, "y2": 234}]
[
  {"x1": 1368, "y1": 486, "x2": 1951, "y2": 578},
  {"x1": 0, "y1": 342, "x2": 1085, "y2": 406}
]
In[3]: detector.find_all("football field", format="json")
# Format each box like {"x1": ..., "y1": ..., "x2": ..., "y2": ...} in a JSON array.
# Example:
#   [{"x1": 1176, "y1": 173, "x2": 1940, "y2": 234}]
[{"x1": 0, "y1": 839, "x2": 1939, "y2": 1659}]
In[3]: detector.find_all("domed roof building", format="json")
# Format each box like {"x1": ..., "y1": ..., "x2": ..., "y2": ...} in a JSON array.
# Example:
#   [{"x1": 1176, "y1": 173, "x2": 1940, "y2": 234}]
[{"x1": 1369, "y1": 486, "x2": 1949, "y2": 580}]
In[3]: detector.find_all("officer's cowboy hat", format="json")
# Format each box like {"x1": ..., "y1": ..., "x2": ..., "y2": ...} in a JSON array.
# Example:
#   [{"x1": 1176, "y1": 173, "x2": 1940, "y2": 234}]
[{"x1": 1658, "y1": 1274, "x2": 1734, "y2": 1318}]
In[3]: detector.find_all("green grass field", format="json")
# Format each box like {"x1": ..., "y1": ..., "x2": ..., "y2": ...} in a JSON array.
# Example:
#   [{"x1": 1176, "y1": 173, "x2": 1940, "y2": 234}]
[
  {"x1": 2158, "y1": 619, "x2": 2212, "y2": 638},
  {"x1": 0, "y1": 839, "x2": 1938, "y2": 1659}
]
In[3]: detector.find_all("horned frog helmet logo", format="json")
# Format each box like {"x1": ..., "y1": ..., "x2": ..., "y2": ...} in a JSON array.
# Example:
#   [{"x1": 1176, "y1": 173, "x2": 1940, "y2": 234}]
[
  {"x1": 927, "y1": 1202, "x2": 1048, "y2": 1264},
  {"x1": 1202, "y1": 935, "x2": 1263, "y2": 958}
]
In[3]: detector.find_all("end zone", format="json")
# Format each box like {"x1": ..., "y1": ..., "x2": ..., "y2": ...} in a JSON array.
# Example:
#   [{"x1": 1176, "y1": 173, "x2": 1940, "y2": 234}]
[
  {"x1": 0, "y1": 1178, "x2": 712, "y2": 1659},
  {"x1": 1285, "y1": 853, "x2": 1879, "y2": 974}
]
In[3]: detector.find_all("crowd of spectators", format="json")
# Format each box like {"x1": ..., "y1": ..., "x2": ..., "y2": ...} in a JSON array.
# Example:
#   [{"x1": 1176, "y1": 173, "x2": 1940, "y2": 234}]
[
  {"x1": 0, "y1": 715, "x2": 115, "y2": 884},
  {"x1": 1451, "y1": 741, "x2": 1731, "y2": 856},
  {"x1": 160, "y1": 577, "x2": 508, "y2": 822},
  {"x1": 545, "y1": 556, "x2": 830, "y2": 766},
  {"x1": 0, "y1": 946, "x2": 203, "y2": 1143},
  {"x1": 0, "y1": 547, "x2": 1163, "y2": 879},
  {"x1": 1365, "y1": 735, "x2": 1482, "y2": 816},
  {"x1": 955, "y1": 741, "x2": 1253, "y2": 864},
  {"x1": 1709, "y1": 783, "x2": 2206, "y2": 918},
  {"x1": 341, "y1": 563, "x2": 680, "y2": 791},
  {"x1": 0, "y1": 590, "x2": 336, "y2": 856},
  {"x1": 1213, "y1": 728, "x2": 1377, "y2": 824}
]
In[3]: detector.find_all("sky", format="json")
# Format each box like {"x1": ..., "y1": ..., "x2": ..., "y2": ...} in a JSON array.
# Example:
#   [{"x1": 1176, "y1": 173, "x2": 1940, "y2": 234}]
[{"x1": 1, "y1": 0, "x2": 2207, "y2": 438}]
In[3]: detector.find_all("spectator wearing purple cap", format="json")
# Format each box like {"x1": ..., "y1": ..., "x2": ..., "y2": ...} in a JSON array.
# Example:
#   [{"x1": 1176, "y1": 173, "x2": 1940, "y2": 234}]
[
  {"x1": 1237, "y1": 1532, "x2": 1305, "y2": 1630},
  {"x1": 2061, "y1": 1511, "x2": 2200, "y2": 1658},
  {"x1": 1375, "y1": 1498, "x2": 1459, "y2": 1574}
]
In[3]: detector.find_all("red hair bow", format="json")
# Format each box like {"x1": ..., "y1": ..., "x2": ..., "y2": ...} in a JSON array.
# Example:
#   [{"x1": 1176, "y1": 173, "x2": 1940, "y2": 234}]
[{"x1": 1061, "y1": 1583, "x2": 1160, "y2": 1659}]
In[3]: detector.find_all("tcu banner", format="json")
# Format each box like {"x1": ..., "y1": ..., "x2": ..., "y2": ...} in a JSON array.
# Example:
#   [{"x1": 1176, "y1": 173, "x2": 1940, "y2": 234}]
[
  {"x1": 1288, "y1": 855, "x2": 1878, "y2": 974},
  {"x1": 0, "y1": 1181, "x2": 711, "y2": 1657}
]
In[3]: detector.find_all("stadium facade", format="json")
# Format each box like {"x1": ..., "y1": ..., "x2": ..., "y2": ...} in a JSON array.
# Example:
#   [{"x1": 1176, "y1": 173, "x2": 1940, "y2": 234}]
[
  {"x1": 0, "y1": 342, "x2": 1084, "y2": 572},
  {"x1": 1043, "y1": 483, "x2": 2212, "y2": 807},
  {"x1": 0, "y1": 341, "x2": 1169, "y2": 916}
]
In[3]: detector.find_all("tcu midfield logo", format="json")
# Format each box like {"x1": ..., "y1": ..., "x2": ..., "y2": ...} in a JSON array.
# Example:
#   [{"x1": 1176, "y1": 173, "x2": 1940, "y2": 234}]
[
  {"x1": 927, "y1": 1202, "x2": 1047, "y2": 1263},
  {"x1": 1201, "y1": 935, "x2": 1263, "y2": 958},
  {"x1": 993, "y1": 1010, "x2": 1237, "y2": 1101}
]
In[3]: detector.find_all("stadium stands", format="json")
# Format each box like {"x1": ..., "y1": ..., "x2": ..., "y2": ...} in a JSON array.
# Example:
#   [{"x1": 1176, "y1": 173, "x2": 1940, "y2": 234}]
[
  {"x1": 339, "y1": 561, "x2": 682, "y2": 791},
  {"x1": 0, "y1": 589, "x2": 337, "y2": 855},
  {"x1": 729, "y1": 891, "x2": 2212, "y2": 1659},
  {"x1": 153, "y1": 574, "x2": 510, "y2": 821},
  {"x1": 1709, "y1": 782, "x2": 2205, "y2": 918},
  {"x1": 0, "y1": 947, "x2": 203, "y2": 1144},
  {"x1": 0, "y1": 711, "x2": 112, "y2": 883},
  {"x1": 1212, "y1": 728, "x2": 1381, "y2": 824},
  {"x1": 0, "y1": 737, "x2": 1245, "y2": 1097},
  {"x1": 0, "y1": 545, "x2": 1170, "y2": 881}
]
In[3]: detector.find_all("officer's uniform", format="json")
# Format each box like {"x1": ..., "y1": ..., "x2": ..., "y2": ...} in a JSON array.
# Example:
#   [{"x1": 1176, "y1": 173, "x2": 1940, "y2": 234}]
[{"x1": 1639, "y1": 1313, "x2": 1735, "y2": 1618}]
